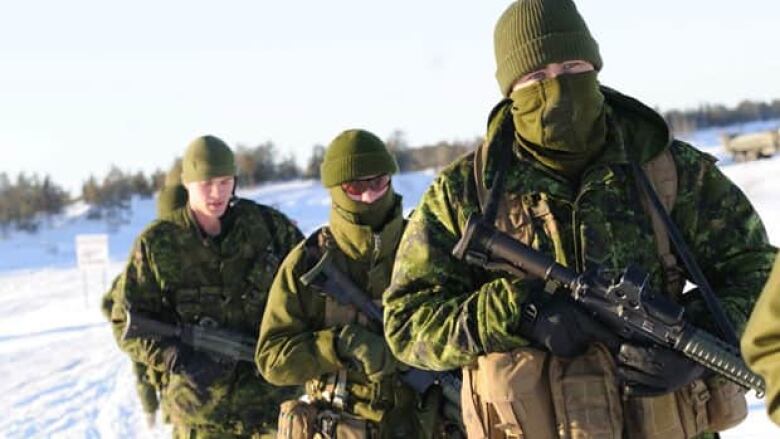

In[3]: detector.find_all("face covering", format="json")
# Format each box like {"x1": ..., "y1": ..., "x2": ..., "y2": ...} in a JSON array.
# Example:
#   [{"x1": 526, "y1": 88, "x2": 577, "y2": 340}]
[
  {"x1": 510, "y1": 70, "x2": 607, "y2": 178},
  {"x1": 329, "y1": 184, "x2": 396, "y2": 230}
]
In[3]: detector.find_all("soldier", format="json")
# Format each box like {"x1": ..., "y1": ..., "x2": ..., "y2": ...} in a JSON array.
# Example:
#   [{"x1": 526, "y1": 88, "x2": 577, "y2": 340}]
[
  {"x1": 383, "y1": 1, "x2": 776, "y2": 438},
  {"x1": 101, "y1": 162, "x2": 188, "y2": 427},
  {"x1": 111, "y1": 135, "x2": 304, "y2": 438},
  {"x1": 742, "y1": 253, "x2": 780, "y2": 426},
  {"x1": 256, "y1": 129, "x2": 445, "y2": 438}
]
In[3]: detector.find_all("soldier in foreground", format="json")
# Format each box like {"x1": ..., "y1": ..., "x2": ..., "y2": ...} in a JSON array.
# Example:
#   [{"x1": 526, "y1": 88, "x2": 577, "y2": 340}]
[
  {"x1": 742, "y1": 253, "x2": 780, "y2": 426},
  {"x1": 102, "y1": 162, "x2": 188, "y2": 427},
  {"x1": 256, "y1": 129, "x2": 446, "y2": 438},
  {"x1": 383, "y1": 0, "x2": 776, "y2": 437},
  {"x1": 111, "y1": 135, "x2": 303, "y2": 438}
]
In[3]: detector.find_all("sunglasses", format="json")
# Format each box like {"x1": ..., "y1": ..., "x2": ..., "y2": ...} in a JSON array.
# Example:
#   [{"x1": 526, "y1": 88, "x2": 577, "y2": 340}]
[{"x1": 340, "y1": 174, "x2": 391, "y2": 196}]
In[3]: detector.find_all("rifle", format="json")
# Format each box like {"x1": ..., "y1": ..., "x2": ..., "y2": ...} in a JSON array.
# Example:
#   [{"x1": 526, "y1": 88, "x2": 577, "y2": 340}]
[
  {"x1": 300, "y1": 248, "x2": 464, "y2": 426},
  {"x1": 452, "y1": 214, "x2": 765, "y2": 396},
  {"x1": 122, "y1": 311, "x2": 256, "y2": 364}
]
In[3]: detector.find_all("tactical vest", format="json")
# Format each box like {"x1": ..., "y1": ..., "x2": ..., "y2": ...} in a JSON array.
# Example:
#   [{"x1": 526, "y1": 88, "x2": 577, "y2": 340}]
[
  {"x1": 279, "y1": 226, "x2": 411, "y2": 439},
  {"x1": 462, "y1": 142, "x2": 747, "y2": 439},
  {"x1": 303, "y1": 228, "x2": 386, "y2": 408}
]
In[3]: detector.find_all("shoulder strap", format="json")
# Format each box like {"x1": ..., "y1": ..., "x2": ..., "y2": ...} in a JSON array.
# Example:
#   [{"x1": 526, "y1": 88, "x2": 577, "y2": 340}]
[
  {"x1": 632, "y1": 158, "x2": 740, "y2": 347},
  {"x1": 474, "y1": 105, "x2": 514, "y2": 223},
  {"x1": 638, "y1": 149, "x2": 684, "y2": 296}
]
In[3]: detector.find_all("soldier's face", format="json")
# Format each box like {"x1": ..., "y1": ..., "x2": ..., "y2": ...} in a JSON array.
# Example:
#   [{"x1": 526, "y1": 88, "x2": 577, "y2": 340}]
[
  {"x1": 512, "y1": 59, "x2": 594, "y2": 91},
  {"x1": 185, "y1": 175, "x2": 235, "y2": 219}
]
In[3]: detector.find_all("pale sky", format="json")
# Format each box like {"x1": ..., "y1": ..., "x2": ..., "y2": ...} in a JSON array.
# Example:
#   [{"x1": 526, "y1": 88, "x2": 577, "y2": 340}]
[{"x1": 2, "y1": 0, "x2": 779, "y2": 194}]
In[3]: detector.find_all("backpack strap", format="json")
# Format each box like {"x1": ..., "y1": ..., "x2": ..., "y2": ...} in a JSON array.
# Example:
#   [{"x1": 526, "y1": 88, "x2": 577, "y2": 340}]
[
  {"x1": 632, "y1": 157, "x2": 740, "y2": 347},
  {"x1": 638, "y1": 149, "x2": 684, "y2": 297}
]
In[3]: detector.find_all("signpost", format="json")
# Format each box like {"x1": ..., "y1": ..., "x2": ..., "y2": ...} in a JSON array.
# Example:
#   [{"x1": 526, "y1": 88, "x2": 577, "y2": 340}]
[{"x1": 75, "y1": 234, "x2": 109, "y2": 306}]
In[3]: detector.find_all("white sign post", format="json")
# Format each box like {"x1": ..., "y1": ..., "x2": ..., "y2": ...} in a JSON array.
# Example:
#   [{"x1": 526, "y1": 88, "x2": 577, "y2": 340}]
[{"x1": 75, "y1": 234, "x2": 110, "y2": 307}]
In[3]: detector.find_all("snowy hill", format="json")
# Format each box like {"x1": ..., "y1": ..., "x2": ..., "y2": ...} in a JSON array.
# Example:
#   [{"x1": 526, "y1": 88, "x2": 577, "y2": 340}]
[{"x1": 1, "y1": 155, "x2": 779, "y2": 437}]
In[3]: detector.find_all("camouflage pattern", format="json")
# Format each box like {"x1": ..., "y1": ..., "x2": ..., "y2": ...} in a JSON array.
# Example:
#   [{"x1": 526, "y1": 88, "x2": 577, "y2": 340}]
[
  {"x1": 101, "y1": 278, "x2": 164, "y2": 420},
  {"x1": 383, "y1": 89, "x2": 776, "y2": 374},
  {"x1": 741, "y1": 252, "x2": 780, "y2": 426},
  {"x1": 111, "y1": 198, "x2": 303, "y2": 435},
  {"x1": 257, "y1": 197, "x2": 443, "y2": 438}
]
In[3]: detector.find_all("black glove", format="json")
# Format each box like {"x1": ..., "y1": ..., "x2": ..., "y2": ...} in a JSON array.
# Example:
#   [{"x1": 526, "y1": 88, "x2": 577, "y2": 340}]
[
  {"x1": 616, "y1": 343, "x2": 705, "y2": 397},
  {"x1": 521, "y1": 294, "x2": 617, "y2": 358},
  {"x1": 162, "y1": 344, "x2": 225, "y2": 394}
]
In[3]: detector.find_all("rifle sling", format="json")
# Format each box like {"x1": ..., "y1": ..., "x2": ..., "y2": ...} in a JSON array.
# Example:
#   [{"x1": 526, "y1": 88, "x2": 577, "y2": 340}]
[{"x1": 631, "y1": 162, "x2": 739, "y2": 347}]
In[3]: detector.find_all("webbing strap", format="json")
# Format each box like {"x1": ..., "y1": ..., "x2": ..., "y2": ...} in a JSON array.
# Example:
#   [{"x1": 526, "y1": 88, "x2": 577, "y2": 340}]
[
  {"x1": 638, "y1": 149, "x2": 685, "y2": 297},
  {"x1": 475, "y1": 112, "x2": 514, "y2": 224},
  {"x1": 633, "y1": 161, "x2": 740, "y2": 347}
]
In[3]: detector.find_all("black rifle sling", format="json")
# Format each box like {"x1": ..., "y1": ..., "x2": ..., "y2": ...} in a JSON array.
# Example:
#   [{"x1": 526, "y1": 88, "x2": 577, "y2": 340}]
[{"x1": 632, "y1": 162, "x2": 740, "y2": 348}]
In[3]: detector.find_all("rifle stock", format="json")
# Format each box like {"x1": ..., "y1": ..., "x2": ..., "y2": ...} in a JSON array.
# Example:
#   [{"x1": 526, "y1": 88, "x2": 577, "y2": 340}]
[{"x1": 452, "y1": 213, "x2": 766, "y2": 396}]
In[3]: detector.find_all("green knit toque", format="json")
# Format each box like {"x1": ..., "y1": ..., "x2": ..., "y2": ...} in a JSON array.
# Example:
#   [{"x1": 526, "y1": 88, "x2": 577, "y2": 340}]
[
  {"x1": 320, "y1": 129, "x2": 398, "y2": 187},
  {"x1": 494, "y1": 0, "x2": 602, "y2": 96},
  {"x1": 181, "y1": 135, "x2": 236, "y2": 184}
]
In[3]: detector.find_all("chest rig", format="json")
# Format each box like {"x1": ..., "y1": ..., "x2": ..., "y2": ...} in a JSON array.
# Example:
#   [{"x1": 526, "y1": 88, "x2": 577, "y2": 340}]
[{"x1": 300, "y1": 227, "x2": 387, "y2": 413}]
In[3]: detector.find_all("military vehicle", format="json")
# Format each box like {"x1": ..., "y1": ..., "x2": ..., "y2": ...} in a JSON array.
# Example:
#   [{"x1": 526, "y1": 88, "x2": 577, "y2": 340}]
[{"x1": 721, "y1": 129, "x2": 780, "y2": 162}]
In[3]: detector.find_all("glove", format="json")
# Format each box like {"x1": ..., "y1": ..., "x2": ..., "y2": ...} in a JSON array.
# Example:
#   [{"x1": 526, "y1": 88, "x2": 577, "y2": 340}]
[
  {"x1": 521, "y1": 294, "x2": 617, "y2": 358},
  {"x1": 616, "y1": 343, "x2": 705, "y2": 397},
  {"x1": 336, "y1": 324, "x2": 397, "y2": 383},
  {"x1": 162, "y1": 344, "x2": 225, "y2": 394}
]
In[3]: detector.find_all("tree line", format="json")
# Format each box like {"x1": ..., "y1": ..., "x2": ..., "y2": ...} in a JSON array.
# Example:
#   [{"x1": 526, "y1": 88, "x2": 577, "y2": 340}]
[
  {"x1": 0, "y1": 173, "x2": 69, "y2": 234},
  {"x1": 663, "y1": 99, "x2": 780, "y2": 134}
]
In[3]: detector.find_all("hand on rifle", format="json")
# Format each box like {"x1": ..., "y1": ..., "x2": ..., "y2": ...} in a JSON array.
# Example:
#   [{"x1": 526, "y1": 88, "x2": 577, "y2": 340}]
[
  {"x1": 336, "y1": 324, "x2": 397, "y2": 383},
  {"x1": 520, "y1": 293, "x2": 617, "y2": 358},
  {"x1": 162, "y1": 343, "x2": 225, "y2": 395},
  {"x1": 616, "y1": 343, "x2": 705, "y2": 397}
]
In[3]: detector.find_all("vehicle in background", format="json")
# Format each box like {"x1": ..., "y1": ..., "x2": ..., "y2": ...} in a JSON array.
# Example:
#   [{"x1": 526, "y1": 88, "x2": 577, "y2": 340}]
[{"x1": 721, "y1": 129, "x2": 780, "y2": 162}]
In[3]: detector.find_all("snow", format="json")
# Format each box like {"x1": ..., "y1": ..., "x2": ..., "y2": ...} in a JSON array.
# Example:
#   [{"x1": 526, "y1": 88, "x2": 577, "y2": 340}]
[{"x1": 1, "y1": 147, "x2": 779, "y2": 437}]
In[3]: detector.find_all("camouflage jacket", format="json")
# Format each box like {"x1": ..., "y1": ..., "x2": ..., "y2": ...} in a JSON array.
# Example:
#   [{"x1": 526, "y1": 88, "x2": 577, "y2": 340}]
[
  {"x1": 112, "y1": 198, "x2": 303, "y2": 433},
  {"x1": 257, "y1": 197, "x2": 439, "y2": 432},
  {"x1": 384, "y1": 89, "x2": 776, "y2": 372}
]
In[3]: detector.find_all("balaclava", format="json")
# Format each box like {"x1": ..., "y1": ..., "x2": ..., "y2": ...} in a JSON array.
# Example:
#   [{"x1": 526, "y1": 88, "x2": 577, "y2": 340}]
[{"x1": 321, "y1": 129, "x2": 398, "y2": 229}]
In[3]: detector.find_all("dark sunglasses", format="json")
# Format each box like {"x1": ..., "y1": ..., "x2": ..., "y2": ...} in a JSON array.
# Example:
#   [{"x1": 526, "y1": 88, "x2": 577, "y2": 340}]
[{"x1": 340, "y1": 174, "x2": 391, "y2": 196}]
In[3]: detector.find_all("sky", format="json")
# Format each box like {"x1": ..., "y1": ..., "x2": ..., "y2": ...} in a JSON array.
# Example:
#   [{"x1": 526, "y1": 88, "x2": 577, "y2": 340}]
[{"x1": 2, "y1": 0, "x2": 780, "y2": 194}]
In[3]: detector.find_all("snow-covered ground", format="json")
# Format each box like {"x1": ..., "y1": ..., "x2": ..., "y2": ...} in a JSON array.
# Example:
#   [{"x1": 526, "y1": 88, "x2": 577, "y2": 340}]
[{"x1": 2, "y1": 145, "x2": 780, "y2": 437}]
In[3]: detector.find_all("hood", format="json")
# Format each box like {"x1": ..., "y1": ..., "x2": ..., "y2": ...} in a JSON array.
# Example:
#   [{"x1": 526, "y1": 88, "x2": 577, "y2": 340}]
[{"x1": 600, "y1": 86, "x2": 672, "y2": 164}]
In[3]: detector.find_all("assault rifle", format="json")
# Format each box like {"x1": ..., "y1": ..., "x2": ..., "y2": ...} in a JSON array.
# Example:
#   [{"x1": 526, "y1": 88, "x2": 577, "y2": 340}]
[
  {"x1": 300, "y1": 248, "x2": 464, "y2": 425},
  {"x1": 452, "y1": 214, "x2": 765, "y2": 396},
  {"x1": 122, "y1": 311, "x2": 256, "y2": 364}
]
